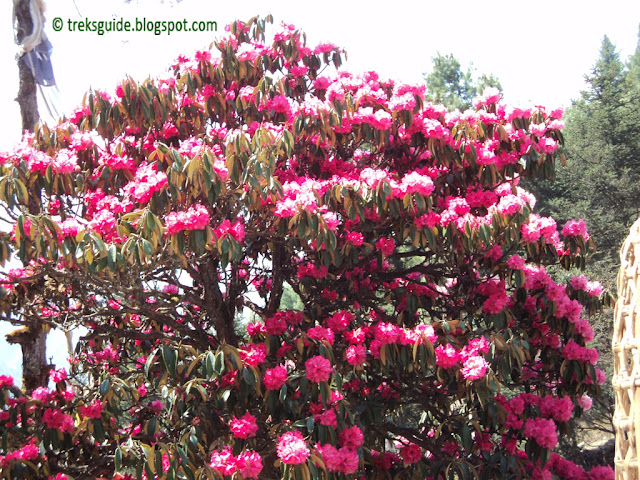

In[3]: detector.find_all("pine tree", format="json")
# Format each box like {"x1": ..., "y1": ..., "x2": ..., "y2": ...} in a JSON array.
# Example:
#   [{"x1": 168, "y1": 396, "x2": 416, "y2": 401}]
[
  {"x1": 532, "y1": 34, "x2": 640, "y2": 287},
  {"x1": 524, "y1": 33, "x2": 640, "y2": 462},
  {"x1": 424, "y1": 53, "x2": 501, "y2": 110}
]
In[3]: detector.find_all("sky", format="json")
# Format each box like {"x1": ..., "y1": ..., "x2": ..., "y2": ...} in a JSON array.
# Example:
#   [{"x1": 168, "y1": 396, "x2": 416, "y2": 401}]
[{"x1": 0, "y1": 0, "x2": 639, "y2": 382}]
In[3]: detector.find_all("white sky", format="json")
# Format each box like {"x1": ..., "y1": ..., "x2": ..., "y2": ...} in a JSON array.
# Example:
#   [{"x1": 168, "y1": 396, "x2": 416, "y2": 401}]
[{"x1": 0, "y1": 0, "x2": 639, "y2": 382}]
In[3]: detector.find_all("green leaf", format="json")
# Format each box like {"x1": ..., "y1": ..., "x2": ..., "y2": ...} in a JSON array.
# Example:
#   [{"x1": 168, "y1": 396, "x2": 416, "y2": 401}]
[
  {"x1": 213, "y1": 351, "x2": 225, "y2": 376},
  {"x1": 162, "y1": 345, "x2": 177, "y2": 378},
  {"x1": 155, "y1": 450, "x2": 163, "y2": 476},
  {"x1": 461, "y1": 424, "x2": 472, "y2": 451},
  {"x1": 100, "y1": 378, "x2": 110, "y2": 396},
  {"x1": 107, "y1": 244, "x2": 117, "y2": 270},
  {"x1": 242, "y1": 367, "x2": 256, "y2": 387},
  {"x1": 93, "y1": 234, "x2": 106, "y2": 253},
  {"x1": 14, "y1": 179, "x2": 28, "y2": 205},
  {"x1": 145, "y1": 349, "x2": 158, "y2": 379},
  {"x1": 16, "y1": 215, "x2": 25, "y2": 244},
  {"x1": 115, "y1": 447, "x2": 123, "y2": 471},
  {"x1": 279, "y1": 383, "x2": 287, "y2": 403},
  {"x1": 320, "y1": 381, "x2": 330, "y2": 407},
  {"x1": 205, "y1": 351, "x2": 215, "y2": 378},
  {"x1": 93, "y1": 418, "x2": 105, "y2": 442},
  {"x1": 194, "y1": 229, "x2": 205, "y2": 253},
  {"x1": 183, "y1": 465, "x2": 196, "y2": 480},
  {"x1": 306, "y1": 415, "x2": 315, "y2": 433},
  {"x1": 147, "y1": 417, "x2": 157, "y2": 436},
  {"x1": 142, "y1": 239, "x2": 153, "y2": 256}
]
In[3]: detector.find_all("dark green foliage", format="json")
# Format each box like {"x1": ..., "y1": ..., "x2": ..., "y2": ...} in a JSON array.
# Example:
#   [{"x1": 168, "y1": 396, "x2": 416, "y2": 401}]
[
  {"x1": 530, "y1": 33, "x2": 640, "y2": 290},
  {"x1": 424, "y1": 53, "x2": 502, "y2": 110},
  {"x1": 525, "y1": 30, "x2": 640, "y2": 464}
]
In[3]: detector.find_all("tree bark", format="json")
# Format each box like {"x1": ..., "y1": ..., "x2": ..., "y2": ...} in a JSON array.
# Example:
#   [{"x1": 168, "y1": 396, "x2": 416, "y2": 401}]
[
  {"x1": 5, "y1": 326, "x2": 49, "y2": 392},
  {"x1": 10, "y1": 0, "x2": 48, "y2": 392},
  {"x1": 14, "y1": 0, "x2": 40, "y2": 133}
]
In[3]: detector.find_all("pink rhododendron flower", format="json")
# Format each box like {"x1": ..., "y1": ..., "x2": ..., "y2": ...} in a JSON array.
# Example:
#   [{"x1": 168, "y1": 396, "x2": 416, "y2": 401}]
[
  {"x1": 247, "y1": 321, "x2": 267, "y2": 336},
  {"x1": 537, "y1": 137, "x2": 558, "y2": 154},
  {"x1": 562, "y1": 340, "x2": 599, "y2": 364},
  {"x1": 315, "y1": 408, "x2": 337, "y2": 428},
  {"x1": 297, "y1": 263, "x2": 328, "y2": 279},
  {"x1": 577, "y1": 395, "x2": 592, "y2": 411},
  {"x1": 215, "y1": 219, "x2": 246, "y2": 243},
  {"x1": 100, "y1": 152, "x2": 136, "y2": 171},
  {"x1": 545, "y1": 453, "x2": 586, "y2": 479},
  {"x1": 338, "y1": 425, "x2": 364, "y2": 450},
  {"x1": 476, "y1": 279, "x2": 509, "y2": 314},
  {"x1": 326, "y1": 310, "x2": 354, "y2": 333},
  {"x1": 346, "y1": 344, "x2": 367, "y2": 366},
  {"x1": 277, "y1": 430, "x2": 310, "y2": 465},
  {"x1": 460, "y1": 355, "x2": 489, "y2": 381},
  {"x1": 80, "y1": 399, "x2": 104, "y2": 419},
  {"x1": 389, "y1": 92, "x2": 417, "y2": 111},
  {"x1": 209, "y1": 446, "x2": 236, "y2": 475},
  {"x1": 265, "y1": 313, "x2": 288, "y2": 335},
  {"x1": 393, "y1": 171, "x2": 435, "y2": 197},
  {"x1": 586, "y1": 280, "x2": 603, "y2": 296},
  {"x1": 373, "y1": 322, "x2": 401, "y2": 345},
  {"x1": 32, "y1": 386, "x2": 53, "y2": 403},
  {"x1": 521, "y1": 214, "x2": 559, "y2": 245},
  {"x1": 435, "y1": 344, "x2": 460, "y2": 369},
  {"x1": 507, "y1": 254, "x2": 526, "y2": 270},
  {"x1": 6, "y1": 442, "x2": 40, "y2": 463},
  {"x1": 314, "y1": 42, "x2": 338, "y2": 54},
  {"x1": 42, "y1": 408, "x2": 74, "y2": 433},
  {"x1": 263, "y1": 365, "x2": 288, "y2": 390},
  {"x1": 89, "y1": 210, "x2": 117, "y2": 238},
  {"x1": 376, "y1": 237, "x2": 395, "y2": 256},
  {"x1": 316, "y1": 443, "x2": 360, "y2": 474},
  {"x1": 372, "y1": 450, "x2": 401, "y2": 470},
  {"x1": 237, "y1": 43, "x2": 262, "y2": 63},
  {"x1": 399, "y1": 442, "x2": 422, "y2": 464},
  {"x1": 465, "y1": 337, "x2": 490, "y2": 356},
  {"x1": 308, "y1": 325, "x2": 335, "y2": 345},
  {"x1": 561, "y1": 218, "x2": 590, "y2": 240},
  {"x1": 587, "y1": 465, "x2": 614, "y2": 480},
  {"x1": 59, "y1": 218, "x2": 83, "y2": 238},
  {"x1": 305, "y1": 355, "x2": 333, "y2": 383},
  {"x1": 344, "y1": 326, "x2": 368, "y2": 345},
  {"x1": 162, "y1": 284, "x2": 179, "y2": 295},
  {"x1": 236, "y1": 451, "x2": 263, "y2": 479},
  {"x1": 414, "y1": 324, "x2": 437, "y2": 343},
  {"x1": 125, "y1": 162, "x2": 168, "y2": 204},
  {"x1": 346, "y1": 231, "x2": 364, "y2": 246},
  {"x1": 229, "y1": 412, "x2": 259, "y2": 438},
  {"x1": 539, "y1": 395, "x2": 574, "y2": 422},
  {"x1": 524, "y1": 417, "x2": 558, "y2": 449},
  {"x1": 239, "y1": 343, "x2": 267, "y2": 366},
  {"x1": 54, "y1": 149, "x2": 78, "y2": 174},
  {"x1": 0, "y1": 375, "x2": 14, "y2": 388},
  {"x1": 165, "y1": 204, "x2": 210, "y2": 234},
  {"x1": 485, "y1": 245, "x2": 502, "y2": 262}
]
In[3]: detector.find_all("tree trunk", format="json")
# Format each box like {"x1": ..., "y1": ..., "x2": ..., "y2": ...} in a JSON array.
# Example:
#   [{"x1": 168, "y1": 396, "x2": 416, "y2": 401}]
[
  {"x1": 11, "y1": 0, "x2": 48, "y2": 392},
  {"x1": 14, "y1": 0, "x2": 40, "y2": 133},
  {"x1": 5, "y1": 326, "x2": 49, "y2": 392}
]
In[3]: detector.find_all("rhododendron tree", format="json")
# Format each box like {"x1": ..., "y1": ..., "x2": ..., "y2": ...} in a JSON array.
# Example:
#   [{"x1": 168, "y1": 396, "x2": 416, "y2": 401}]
[{"x1": 0, "y1": 16, "x2": 615, "y2": 480}]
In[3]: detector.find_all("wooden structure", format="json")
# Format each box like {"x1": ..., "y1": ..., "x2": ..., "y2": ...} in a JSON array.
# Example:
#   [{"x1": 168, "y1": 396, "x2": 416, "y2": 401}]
[{"x1": 614, "y1": 218, "x2": 640, "y2": 478}]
